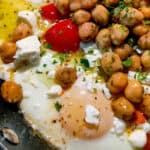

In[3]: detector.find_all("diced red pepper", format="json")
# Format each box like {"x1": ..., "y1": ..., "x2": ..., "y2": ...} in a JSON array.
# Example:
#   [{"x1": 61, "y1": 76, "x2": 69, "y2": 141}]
[
  {"x1": 144, "y1": 134, "x2": 150, "y2": 150},
  {"x1": 134, "y1": 110, "x2": 146, "y2": 125},
  {"x1": 44, "y1": 19, "x2": 80, "y2": 53}
]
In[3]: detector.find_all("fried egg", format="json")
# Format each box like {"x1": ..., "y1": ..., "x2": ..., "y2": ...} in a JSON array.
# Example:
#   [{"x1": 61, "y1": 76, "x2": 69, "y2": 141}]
[{"x1": 13, "y1": 53, "x2": 133, "y2": 150}]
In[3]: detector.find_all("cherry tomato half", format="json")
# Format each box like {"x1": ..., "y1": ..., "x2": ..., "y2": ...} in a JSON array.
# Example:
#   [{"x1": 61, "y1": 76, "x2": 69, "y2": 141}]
[
  {"x1": 44, "y1": 19, "x2": 80, "y2": 53},
  {"x1": 41, "y1": 3, "x2": 62, "y2": 21}
]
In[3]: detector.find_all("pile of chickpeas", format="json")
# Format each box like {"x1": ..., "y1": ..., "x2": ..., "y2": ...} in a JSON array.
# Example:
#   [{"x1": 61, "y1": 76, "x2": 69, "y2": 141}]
[{"x1": 56, "y1": 0, "x2": 150, "y2": 122}]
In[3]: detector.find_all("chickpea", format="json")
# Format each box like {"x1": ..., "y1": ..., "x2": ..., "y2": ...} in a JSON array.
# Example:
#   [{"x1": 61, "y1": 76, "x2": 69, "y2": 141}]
[
  {"x1": 114, "y1": 44, "x2": 133, "y2": 60},
  {"x1": 70, "y1": 0, "x2": 82, "y2": 11},
  {"x1": 79, "y1": 22, "x2": 98, "y2": 42},
  {"x1": 138, "y1": 32, "x2": 150, "y2": 50},
  {"x1": 111, "y1": 97, "x2": 135, "y2": 120},
  {"x1": 110, "y1": 24, "x2": 129, "y2": 46},
  {"x1": 1, "y1": 81, "x2": 23, "y2": 103},
  {"x1": 72, "y1": 10, "x2": 91, "y2": 24},
  {"x1": 129, "y1": 55, "x2": 141, "y2": 71},
  {"x1": 81, "y1": 0, "x2": 97, "y2": 10},
  {"x1": 141, "y1": 50, "x2": 150, "y2": 68},
  {"x1": 101, "y1": 52, "x2": 123, "y2": 75},
  {"x1": 140, "y1": 0, "x2": 150, "y2": 7},
  {"x1": 0, "y1": 42, "x2": 17, "y2": 64},
  {"x1": 55, "y1": 67, "x2": 77, "y2": 89},
  {"x1": 107, "y1": 72, "x2": 128, "y2": 94},
  {"x1": 120, "y1": 7, "x2": 144, "y2": 27},
  {"x1": 56, "y1": 0, "x2": 69, "y2": 15},
  {"x1": 96, "y1": 28, "x2": 111, "y2": 49},
  {"x1": 12, "y1": 22, "x2": 32, "y2": 42},
  {"x1": 141, "y1": 95, "x2": 150, "y2": 117},
  {"x1": 91, "y1": 5, "x2": 109, "y2": 26},
  {"x1": 124, "y1": 80, "x2": 143, "y2": 103},
  {"x1": 103, "y1": 0, "x2": 119, "y2": 7},
  {"x1": 139, "y1": 7, "x2": 150, "y2": 19},
  {"x1": 132, "y1": 24, "x2": 150, "y2": 37},
  {"x1": 124, "y1": 0, "x2": 140, "y2": 8}
]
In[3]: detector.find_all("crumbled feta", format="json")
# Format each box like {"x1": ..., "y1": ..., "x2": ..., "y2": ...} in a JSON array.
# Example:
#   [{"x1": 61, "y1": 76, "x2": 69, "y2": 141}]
[
  {"x1": 128, "y1": 71, "x2": 150, "y2": 85},
  {"x1": 18, "y1": 10, "x2": 38, "y2": 33},
  {"x1": 0, "y1": 71, "x2": 10, "y2": 80},
  {"x1": 47, "y1": 85, "x2": 62, "y2": 97},
  {"x1": 76, "y1": 66, "x2": 84, "y2": 77},
  {"x1": 142, "y1": 74, "x2": 150, "y2": 85},
  {"x1": 14, "y1": 36, "x2": 41, "y2": 67},
  {"x1": 138, "y1": 122, "x2": 150, "y2": 133},
  {"x1": 86, "y1": 82, "x2": 96, "y2": 93},
  {"x1": 47, "y1": 70, "x2": 56, "y2": 79},
  {"x1": 80, "y1": 42, "x2": 96, "y2": 52},
  {"x1": 112, "y1": 117, "x2": 126, "y2": 135},
  {"x1": 28, "y1": 0, "x2": 43, "y2": 4},
  {"x1": 128, "y1": 130, "x2": 147, "y2": 148},
  {"x1": 85, "y1": 105, "x2": 100, "y2": 126},
  {"x1": 143, "y1": 85, "x2": 150, "y2": 94},
  {"x1": 102, "y1": 84, "x2": 112, "y2": 99},
  {"x1": 84, "y1": 49, "x2": 102, "y2": 67}
]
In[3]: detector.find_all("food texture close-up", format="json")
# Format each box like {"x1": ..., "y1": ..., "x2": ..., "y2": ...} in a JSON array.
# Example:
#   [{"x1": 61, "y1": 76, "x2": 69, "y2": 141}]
[{"x1": 0, "y1": 0, "x2": 150, "y2": 149}]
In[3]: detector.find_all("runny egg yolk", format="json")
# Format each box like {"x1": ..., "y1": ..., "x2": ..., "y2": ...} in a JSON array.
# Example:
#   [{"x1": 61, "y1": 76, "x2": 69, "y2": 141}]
[{"x1": 59, "y1": 81, "x2": 113, "y2": 139}]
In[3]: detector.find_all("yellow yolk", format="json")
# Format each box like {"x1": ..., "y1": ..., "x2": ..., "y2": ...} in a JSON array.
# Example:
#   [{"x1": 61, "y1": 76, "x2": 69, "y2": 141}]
[
  {"x1": 59, "y1": 81, "x2": 113, "y2": 139},
  {"x1": 0, "y1": 0, "x2": 32, "y2": 42}
]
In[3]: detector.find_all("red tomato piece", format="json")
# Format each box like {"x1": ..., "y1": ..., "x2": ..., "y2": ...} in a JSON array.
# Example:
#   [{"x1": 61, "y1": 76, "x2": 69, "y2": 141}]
[
  {"x1": 44, "y1": 19, "x2": 80, "y2": 53},
  {"x1": 41, "y1": 3, "x2": 62, "y2": 21},
  {"x1": 144, "y1": 134, "x2": 150, "y2": 150}
]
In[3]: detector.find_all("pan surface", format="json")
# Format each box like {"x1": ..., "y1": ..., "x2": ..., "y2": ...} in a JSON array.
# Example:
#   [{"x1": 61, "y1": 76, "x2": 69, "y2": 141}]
[{"x1": 0, "y1": 99, "x2": 52, "y2": 150}]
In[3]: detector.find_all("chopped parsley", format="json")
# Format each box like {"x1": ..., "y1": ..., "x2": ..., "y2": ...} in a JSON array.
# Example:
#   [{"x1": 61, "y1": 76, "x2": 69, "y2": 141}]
[
  {"x1": 144, "y1": 19, "x2": 150, "y2": 25},
  {"x1": 87, "y1": 50, "x2": 94, "y2": 54},
  {"x1": 122, "y1": 58, "x2": 132, "y2": 67},
  {"x1": 80, "y1": 58, "x2": 90, "y2": 68},
  {"x1": 127, "y1": 38, "x2": 135, "y2": 47},
  {"x1": 43, "y1": 43, "x2": 52, "y2": 49},
  {"x1": 93, "y1": 88, "x2": 97, "y2": 93},
  {"x1": 54, "y1": 101, "x2": 62, "y2": 112},
  {"x1": 43, "y1": 64, "x2": 47, "y2": 67},
  {"x1": 82, "y1": 77, "x2": 86, "y2": 81},
  {"x1": 52, "y1": 59, "x2": 58, "y2": 64},
  {"x1": 40, "y1": 50, "x2": 46, "y2": 57},
  {"x1": 135, "y1": 71, "x2": 147, "y2": 81},
  {"x1": 36, "y1": 70, "x2": 42, "y2": 74}
]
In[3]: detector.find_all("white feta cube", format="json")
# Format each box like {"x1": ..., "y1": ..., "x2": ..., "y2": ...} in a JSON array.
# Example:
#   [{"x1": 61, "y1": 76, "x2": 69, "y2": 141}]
[
  {"x1": 85, "y1": 105, "x2": 100, "y2": 126},
  {"x1": 14, "y1": 36, "x2": 41, "y2": 67},
  {"x1": 112, "y1": 117, "x2": 126, "y2": 135},
  {"x1": 143, "y1": 85, "x2": 150, "y2": 94},
  {"x1": 18, "y1": 10, "x2": 38, "y2": 33},
  {"x1": 138, "y1": 122, "x2": 150, "y2": 133},
  {"x1": 47, "y1": 70, "x2": 56, "y2": 79},
  {"x1": 47, "y1": 85, "x2": 62, "y2": 97},
  {"x1": 128, "y1": 130, "x2": 147, "y2": 148}
]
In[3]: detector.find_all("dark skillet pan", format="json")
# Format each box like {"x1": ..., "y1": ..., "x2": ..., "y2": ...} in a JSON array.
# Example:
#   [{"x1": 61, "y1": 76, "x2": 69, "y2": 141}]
[{"x1": 0, "y1": 98, "x2": 52, "y2": 150}]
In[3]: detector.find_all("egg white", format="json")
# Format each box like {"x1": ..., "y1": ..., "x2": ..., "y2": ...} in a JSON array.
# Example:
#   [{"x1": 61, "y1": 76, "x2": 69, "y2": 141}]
[{"x1": 13, "y1": 52, "x2": 134, "y2": 150}]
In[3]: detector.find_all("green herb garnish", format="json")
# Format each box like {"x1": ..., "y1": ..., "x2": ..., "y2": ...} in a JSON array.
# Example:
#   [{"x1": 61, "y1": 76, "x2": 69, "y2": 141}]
[
  {"x1": 135, "y1": 71, "x2": 147, "y2": 81},
  {"x1": 43, "y1": 43, "x2": 52, "y2": 49},
  {"x1": 36, "y1": 70, "x2": 42, "y2": 74},
  {"x1": 80, "y1": 58, "x2": 90, "y2": 68},
  {"x1": 40, "y1": 50, "x2": 46, "y2": 57},
  {"x1": 122, "y1": 58, "x2": 132, "y2": 67},
  {"x1": 43, "y1": 64, "x2": 47, "y2": 67},
  {"x1": 144, "y1": 20, "x2": 150, "y2": 25},
  {"x1": 52, "y1": 59, "x2": 58, "y2": 64},
  {"x1": 54, "y1": 101, "x2": 62, "y2": 112}
]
